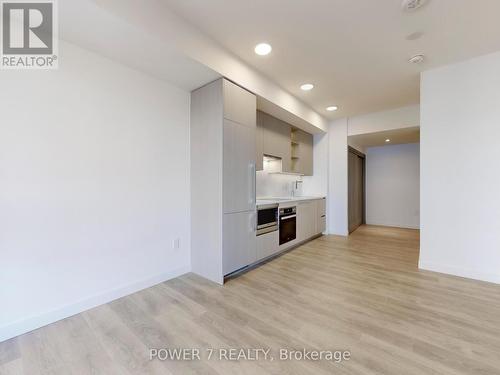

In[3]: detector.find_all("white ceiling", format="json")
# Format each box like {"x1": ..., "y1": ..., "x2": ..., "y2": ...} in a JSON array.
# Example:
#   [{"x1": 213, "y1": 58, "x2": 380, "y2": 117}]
[
  {"x1": 59, "y1": 1, "x2": 220, "y2": 91},
  {"x1": 163, "y1": 0, "x2": 500, "y2": 119},
  {"x1": 349, "y1": 127, "x2": 420, "y2": 148},
  {"x1": 59, "y1": 0, "x2": 328, "y2": 132}
]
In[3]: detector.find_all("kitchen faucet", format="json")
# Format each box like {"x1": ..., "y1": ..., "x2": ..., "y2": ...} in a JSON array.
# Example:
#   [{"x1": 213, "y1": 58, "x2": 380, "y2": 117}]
[{"x1": 291, "y1": 180, "x2": 303, "y2": 197}]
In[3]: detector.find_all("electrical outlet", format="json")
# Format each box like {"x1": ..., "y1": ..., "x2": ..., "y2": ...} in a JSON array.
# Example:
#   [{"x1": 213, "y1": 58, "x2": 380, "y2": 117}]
[{"x1": 172, "y1": 238, "x2": 180, "y2": 250}]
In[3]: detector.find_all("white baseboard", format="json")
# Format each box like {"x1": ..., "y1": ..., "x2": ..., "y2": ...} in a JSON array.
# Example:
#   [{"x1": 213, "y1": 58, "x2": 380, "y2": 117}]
[
  {"x1": 0, "y1": 265, "x2": 190, "y2": 343},
  {"x1": 419, "y1": 261, "x2": 500, "y2": 285},
  {"x1": 327, "y1": 227, "x2": 349, "y2": 236},
  {"x1": 365, "y1": 221, "x2": 420, "y2": 230}
]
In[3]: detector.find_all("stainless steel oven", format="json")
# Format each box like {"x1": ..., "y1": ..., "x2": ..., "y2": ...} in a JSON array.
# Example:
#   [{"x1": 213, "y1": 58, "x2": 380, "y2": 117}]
[
  {"x1": 257, "y1": 204, "x2": 279, "y2": 236},
  {"x1": 279, "y1": 206, "x2": 296, "y2": 245}
]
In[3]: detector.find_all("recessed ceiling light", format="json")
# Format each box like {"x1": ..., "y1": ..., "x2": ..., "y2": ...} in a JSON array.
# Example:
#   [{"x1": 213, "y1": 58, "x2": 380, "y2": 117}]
[
  {"x1": 326, "y1": 106, "x2": 338, "y2": 112},
  {"x1": 254, "y1": 43, "x2": 272, "y2": 56},
  {"x1": 300, "y1": 83, "x2": 314, "y2": 91},
  {"x1": 408, "y1": 54, "x2": 425, "y2": 64},
  {"x1": 385, "y1": 139, "x2": 391, "y2": 143},
  {"x1": 401, "y1": 0, "x2": 428, "y2": 12}
]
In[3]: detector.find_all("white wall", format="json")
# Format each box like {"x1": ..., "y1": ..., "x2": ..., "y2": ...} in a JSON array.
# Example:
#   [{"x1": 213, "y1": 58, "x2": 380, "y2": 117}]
[
  {"x1": 366, "y1": 143, "x2": 420, "y2": 229},
  {"x1": 256, "y1": 172, "x2": 300, "y2": 197},
  {"x1": 302, "y1": 133, "x2": 329, "y2": 197},
  {"x1": 420, "y1": 51, "x2": 500, "y2": 284},
  {"x1": 0, "y1": 41, "x2": 191, "y2": 341},
  {"x1": 320, "y1": 106, "x2": 420, "y2": 237},
  {"x1": 327, "y1": 119, "x2": 349, "y2": 236}
]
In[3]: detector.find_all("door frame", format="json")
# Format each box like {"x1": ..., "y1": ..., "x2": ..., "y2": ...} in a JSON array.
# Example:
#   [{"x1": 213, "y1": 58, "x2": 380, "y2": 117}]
[{"x1": 348, "y1": 146, "x2": 366, "y2": 233}]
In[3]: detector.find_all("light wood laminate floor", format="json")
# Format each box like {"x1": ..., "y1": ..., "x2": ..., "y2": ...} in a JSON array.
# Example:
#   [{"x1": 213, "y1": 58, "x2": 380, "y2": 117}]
[{"x1": 2, "y1": 226, "x2": 500, "y2": 374}]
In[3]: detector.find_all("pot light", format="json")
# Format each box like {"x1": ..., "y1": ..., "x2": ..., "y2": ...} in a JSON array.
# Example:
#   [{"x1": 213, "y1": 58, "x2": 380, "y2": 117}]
[
  {"x1": 254, "y1": 43, "x2": 272, "y2": 56},
  {"x1": 401, "y1": 0, "x2": 428, "y2": 12},
  {"x1": 385, "y1": 139, "x2": 391, "y2": 143},
  {"x1": 409, "y1": 54, "x2": 425, "y2": 64},
  {"x1": 300, "y1": 83, "x2": 314, "y2": 91},
  {"x1": 326, "y1": 106, "x2": 338, "y2": 112}
]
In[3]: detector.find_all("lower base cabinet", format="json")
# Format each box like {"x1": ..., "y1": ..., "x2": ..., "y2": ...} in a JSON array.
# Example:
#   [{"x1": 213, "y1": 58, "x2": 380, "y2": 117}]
[
  {"x1": 297, "y1": 201, "x2": 316, "y2": 241},
  {"x1": 297, "y1": 198, "x2": 327, "y2": 242},
  {"x1": 316, "y1": 198, "x2": 326, "y2": 234},
  {"x1": 317, "y1": 215, "x2": 326, "y2": 233},
  {"x1": 223, "y1": 211, "x2": 257, "y2": 275},
  {"x1": 251, "y1": 199, "x2": 327, "y2": 272},
  {"x1": 257, "y1": 230, "x2": 279, "y2": 260}
]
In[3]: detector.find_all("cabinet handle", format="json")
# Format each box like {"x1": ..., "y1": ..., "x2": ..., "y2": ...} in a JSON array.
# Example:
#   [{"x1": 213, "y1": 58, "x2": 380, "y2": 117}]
[{"x1": 249, "y1": 162, "x2": 256, "y2": 206}]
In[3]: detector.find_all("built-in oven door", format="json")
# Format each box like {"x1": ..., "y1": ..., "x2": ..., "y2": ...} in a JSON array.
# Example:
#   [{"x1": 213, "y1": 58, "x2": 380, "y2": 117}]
[{"x1": 279, "y1": 213, "x2": 296, "y2": 245}]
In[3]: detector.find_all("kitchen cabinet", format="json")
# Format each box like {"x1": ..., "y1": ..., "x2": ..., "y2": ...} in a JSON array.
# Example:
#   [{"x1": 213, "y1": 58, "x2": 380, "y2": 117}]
[
  {"x1": 259, "y1": 111, "x2": 292, "y2": 173},
  {"x1": 256, "y1": 230, "x2": 279, "y2": 260},
  {"x1": 223, "y1": 79, "x2": 256, "y2": 127},
  {"x1": 256, "y1": 198, "x2": 326, "y2": 265},
  {"x1": 316, "y1": 198, "x2": 327, "y2": 234},
  {"x1": 297, "y1": 201, "x2": 316, "y2": 241},
  {"x1": 191, "y1": 78, "x2": 257, "y2": 283},
  {"x1": 256, "y1": 111, "x2": 313, "y2": 175},
  {"x1": 223, "y1": 118, "x2": 256, "y2": 214},
  {"x1": 223, "y1": 211, "x2": 257, "y2": 275},
  {"x1": 256, "y1": 111, "x2": 264, "y2": 171},
  {"x1": 297, "y1": 198, "x2": 325, "y2": 240},
  {"x1": 291, "y1": 129, "x2": 313, "y2": 176}
]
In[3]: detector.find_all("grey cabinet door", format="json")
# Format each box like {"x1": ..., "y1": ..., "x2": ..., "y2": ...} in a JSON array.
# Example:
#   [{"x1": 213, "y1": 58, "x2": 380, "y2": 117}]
[
  {"x1": 256, "y1": 230, "x2": 279, "y2": 260},
  {"x1": 297, "y1": 201, "x2": 316, "y2": 241},
  {"x1": 256, "y1": 111, "x2": 264, "y2": 171},
  {"x1": 223, "y1": 211, "x2": 257, "y2": 275},
  {"x1": 307, "y1": 201, "x2": 316, "y2": 238},
  {"x1": 316, "y1": 198, "x2": 327, "y2": 234},
  {"x1": 223, "y1": 119, "x2": 256, "y2": 214},
  {"x1": 261, "y1": 112, "x2": 292, "y2": 172},
  {"x1": 223, "y1": 79, "x2": 256, "y2": 128},
  {"x1": 317, "y1": 216, "x2": 326, "y2": 234},
  {"x1": 297, "y1": 202, "x2": 308, "y2": 242}
]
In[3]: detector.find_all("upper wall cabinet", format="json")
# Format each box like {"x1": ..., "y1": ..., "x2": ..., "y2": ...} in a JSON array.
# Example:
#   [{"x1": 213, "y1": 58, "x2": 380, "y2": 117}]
[
  {"x1": 223, "y1": 80, "x2": 256, "y2": 127},
  {"x1": 256, "y1": 112, "x2": 264, "y2": 171},
  {"x1": 256, "y1": 111, "x2": 313, "y2": 175},
  {"x1": 258, "y1": 111, "x2": 292, "y2": 173},
  {"x1": 291, "y1": 129, "x2": 313, "y2": 176}
]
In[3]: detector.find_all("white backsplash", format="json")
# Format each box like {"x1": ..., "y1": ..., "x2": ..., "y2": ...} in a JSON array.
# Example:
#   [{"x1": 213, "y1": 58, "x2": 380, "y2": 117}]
[{"x1": 256, "y1": 171, "x2": 303, "y2": 198}]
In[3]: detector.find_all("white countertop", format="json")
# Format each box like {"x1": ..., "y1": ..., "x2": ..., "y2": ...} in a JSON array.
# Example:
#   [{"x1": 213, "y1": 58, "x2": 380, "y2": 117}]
[{"x1": 256, "y1": 196, "x2": 325, "y2": 206}]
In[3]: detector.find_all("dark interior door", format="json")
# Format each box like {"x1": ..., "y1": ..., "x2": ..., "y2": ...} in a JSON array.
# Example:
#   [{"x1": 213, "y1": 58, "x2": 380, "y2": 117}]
[{"x1": 348, "y1": 148, "x2": 365, "y2": 233}]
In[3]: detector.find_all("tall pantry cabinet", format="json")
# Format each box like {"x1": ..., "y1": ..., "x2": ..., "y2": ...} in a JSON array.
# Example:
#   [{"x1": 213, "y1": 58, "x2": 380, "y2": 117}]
[{"x1": 191, "y1": 78, "x2": 257, "y2": 284}]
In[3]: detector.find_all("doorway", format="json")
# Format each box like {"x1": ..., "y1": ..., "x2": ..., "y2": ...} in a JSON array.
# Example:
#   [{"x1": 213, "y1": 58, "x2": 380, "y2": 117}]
[{"x1": 348, "y1": 147, "x2": 365, "y2": 233}]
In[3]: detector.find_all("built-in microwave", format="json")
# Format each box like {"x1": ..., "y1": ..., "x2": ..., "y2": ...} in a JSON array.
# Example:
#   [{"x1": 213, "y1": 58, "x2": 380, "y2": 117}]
[{"x1": 257, "y1": 204, "x2": 279, "y2": 236}]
